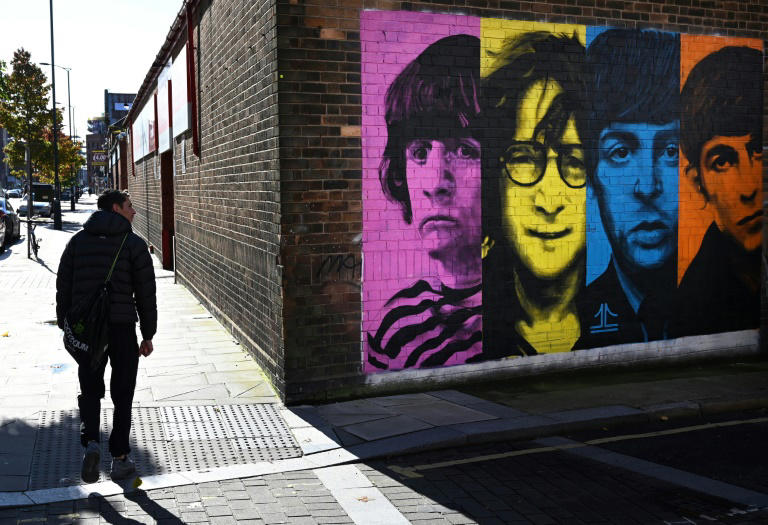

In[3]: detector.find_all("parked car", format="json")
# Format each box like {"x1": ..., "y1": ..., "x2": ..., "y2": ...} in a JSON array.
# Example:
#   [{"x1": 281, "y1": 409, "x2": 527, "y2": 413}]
[
  {"x1": 18, "y1": 183, "x2": 54, "y2": 218},
  {"x1": 0, "y1": 197, "x2": 21, "y2": 249},
  {"x1": 5, "y1": 189, "x2": 22, "y2": 199},
  {"x1": 61, "y1": 189, "x2": 72, "y2": 201}
]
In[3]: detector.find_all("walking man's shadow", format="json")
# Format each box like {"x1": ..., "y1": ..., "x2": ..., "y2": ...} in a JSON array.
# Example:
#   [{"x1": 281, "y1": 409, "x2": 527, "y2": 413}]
[{"x1": 88, "y1": 490, "x2": 184, "y2": 524}]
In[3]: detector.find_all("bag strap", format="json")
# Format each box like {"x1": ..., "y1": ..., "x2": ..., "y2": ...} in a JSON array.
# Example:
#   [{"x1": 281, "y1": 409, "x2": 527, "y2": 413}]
[{"x1": 105, "y1": 233, "x2": 129, "y2": 284}]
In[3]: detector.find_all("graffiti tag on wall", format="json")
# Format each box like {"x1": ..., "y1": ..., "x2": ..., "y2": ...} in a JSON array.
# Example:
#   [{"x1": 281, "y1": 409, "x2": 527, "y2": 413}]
[{"x1": 361, "y1": 11, "x2": 764, "y2": 372}]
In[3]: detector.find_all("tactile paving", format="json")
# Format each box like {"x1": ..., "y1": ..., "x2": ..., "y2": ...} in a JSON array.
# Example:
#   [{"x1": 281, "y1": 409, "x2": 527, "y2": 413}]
[{"x1": 29, "y1": 404, "x2": 302, "y2": 490}]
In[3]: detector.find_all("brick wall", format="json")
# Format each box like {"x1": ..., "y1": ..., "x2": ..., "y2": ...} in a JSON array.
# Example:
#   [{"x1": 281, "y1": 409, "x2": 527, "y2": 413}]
[
  {"x1": 278, "y1": 0, "x2": 365, "y2": 401},
  {"x1": 277, "y1": 0, "x2": 767, "y2": 402},
  {"x1": 129, "y1": 156, "x2": 162, "y2": 256},
  {"x1": 129, "y1": 0, "x2": 766, "y2": 404},
  {"x1": 130, "y1": 0, "x2": 285, "y2": 395}
]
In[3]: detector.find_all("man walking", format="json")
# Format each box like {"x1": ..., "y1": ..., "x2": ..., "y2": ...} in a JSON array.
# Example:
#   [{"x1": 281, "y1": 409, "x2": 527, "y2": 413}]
[{"x1": 56, "y1": 190, "x2": 157, "y2": 483}]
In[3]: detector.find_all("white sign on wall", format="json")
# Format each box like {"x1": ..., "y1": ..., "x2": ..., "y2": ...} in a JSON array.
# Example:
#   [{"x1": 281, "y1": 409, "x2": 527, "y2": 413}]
[
  {"x1": 157, "y1": 60, "x2": 172, "y2": 153},
  {"x1": 171, "y1": 44, "x2": 190, "y2": 138}
]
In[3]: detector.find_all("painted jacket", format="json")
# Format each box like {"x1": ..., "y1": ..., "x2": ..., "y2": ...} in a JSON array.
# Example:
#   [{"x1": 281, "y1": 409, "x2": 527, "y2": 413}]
[
  {"x1": 575, "y1": 261, "x2": 674, "y2": 349},
  {"x1": 674, "y1": 222, "x2": 760, "y2": 338}
]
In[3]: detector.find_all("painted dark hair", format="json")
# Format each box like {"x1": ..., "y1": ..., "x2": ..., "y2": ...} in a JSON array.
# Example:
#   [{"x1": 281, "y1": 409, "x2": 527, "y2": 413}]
[
  {"x1": 585, "y1": 29, "x2": 680, "y2": 175},
  {"x1": 480, "y1": 32, "x2": 587, "y2": 358},
  {"x1": 480, "y1": 31, "x2": 586, "y2": 244},
  {"x1": 681, "y1": 46, "x2": 763, "y2": 179},
  {"x1": 379, "y1": 34, "x2": 481, "y2": 224}
]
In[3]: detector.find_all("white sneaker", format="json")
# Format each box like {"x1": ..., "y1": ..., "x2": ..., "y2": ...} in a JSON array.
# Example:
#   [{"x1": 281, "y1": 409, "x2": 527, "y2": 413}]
[{"x1": 110, "y1": 455, "x2": 136, "y2": 480}]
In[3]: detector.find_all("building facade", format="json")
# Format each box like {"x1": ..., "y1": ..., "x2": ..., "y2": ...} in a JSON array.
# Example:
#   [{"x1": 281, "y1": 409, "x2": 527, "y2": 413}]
[{"x1": 126, "y1": 0, "x2": 767, "y2": 403}]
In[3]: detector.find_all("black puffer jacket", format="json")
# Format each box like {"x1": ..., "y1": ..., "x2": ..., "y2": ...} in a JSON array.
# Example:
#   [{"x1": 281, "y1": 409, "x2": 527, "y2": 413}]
[{"x1": 56, "y1": 210, "x2": 157, "y2": 341}]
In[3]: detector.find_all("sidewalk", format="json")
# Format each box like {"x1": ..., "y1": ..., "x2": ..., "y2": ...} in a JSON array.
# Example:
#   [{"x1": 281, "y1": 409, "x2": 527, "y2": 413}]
[{"x1": 1, "y1": 195, "x2": 767, "y2": 517}]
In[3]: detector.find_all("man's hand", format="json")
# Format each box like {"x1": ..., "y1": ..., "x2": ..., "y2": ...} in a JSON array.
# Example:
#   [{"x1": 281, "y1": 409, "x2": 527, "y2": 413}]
[{"x1": 139, "y1": 340, "x2": 154, "y2": 357}]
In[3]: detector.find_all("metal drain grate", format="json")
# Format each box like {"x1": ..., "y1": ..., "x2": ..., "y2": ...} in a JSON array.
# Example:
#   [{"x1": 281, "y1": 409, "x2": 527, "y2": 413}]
[{"x1": 30, "y1": 404, "x2": 302, "y2": 490}]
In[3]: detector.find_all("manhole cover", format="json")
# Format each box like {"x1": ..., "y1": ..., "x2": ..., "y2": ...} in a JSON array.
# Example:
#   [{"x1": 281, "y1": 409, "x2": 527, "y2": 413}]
[{"x1": 29, "y1": 404, "x2": 302, "y2": 490}]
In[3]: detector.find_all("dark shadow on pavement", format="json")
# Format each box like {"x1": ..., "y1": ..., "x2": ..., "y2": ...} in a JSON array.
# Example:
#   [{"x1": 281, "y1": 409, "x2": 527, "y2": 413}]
[
  {"x1": 87, "y1": 493, "x2": 144, "y2": 524},
  {"x1": 0, "y1": 407, "x2": 161, "y2": 492},
  {"x1": 125, "y1": 490, "x2": 184, "y2": 524}
]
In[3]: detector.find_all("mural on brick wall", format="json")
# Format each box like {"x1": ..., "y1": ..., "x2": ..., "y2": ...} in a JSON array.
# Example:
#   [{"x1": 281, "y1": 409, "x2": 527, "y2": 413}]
[{"x1": 361, "y1": 10, "x2": 764, "y2": 373}]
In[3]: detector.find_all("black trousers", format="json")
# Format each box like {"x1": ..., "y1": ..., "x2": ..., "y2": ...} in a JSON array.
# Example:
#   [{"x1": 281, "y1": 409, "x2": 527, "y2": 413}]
[{"x1": 78, "y1": 323, "x2": 140, "y2": 457}]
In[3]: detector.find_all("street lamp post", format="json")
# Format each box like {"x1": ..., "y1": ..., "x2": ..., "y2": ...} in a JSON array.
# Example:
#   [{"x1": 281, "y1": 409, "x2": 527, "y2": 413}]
[
  {"x1": 47, "y1": 0, "x2": 62, "y2": 230},
  {"x1": 41, "y1": 62, "x2": 75, "y2": 211}
]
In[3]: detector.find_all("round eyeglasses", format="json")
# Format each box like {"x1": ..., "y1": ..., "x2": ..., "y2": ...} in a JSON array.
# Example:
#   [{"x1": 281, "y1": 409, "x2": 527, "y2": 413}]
[{"x1": 501, "y1": 141, "x2": 587, "y2": 189}]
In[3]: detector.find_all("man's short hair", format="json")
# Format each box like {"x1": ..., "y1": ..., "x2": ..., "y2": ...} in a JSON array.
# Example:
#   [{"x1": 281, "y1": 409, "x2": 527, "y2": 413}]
[
  {"x1": 681, "y1": 46, "x2": 763, "y2": 175},
  {"x1": 585, "y1": 29, "x2": 680, "y2": 174},
  {"x1": 97, "y1": 189, "x2": 129, "y2": 211},
  {"x1": 379, "y1": 34, "x2": 481, "y2": 224}
]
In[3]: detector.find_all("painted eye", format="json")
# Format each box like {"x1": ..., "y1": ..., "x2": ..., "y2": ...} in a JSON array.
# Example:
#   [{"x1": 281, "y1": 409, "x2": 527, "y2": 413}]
[
  {"x1": 564, "y1": 154, "x2": 585, "y2": 171},
  {"x1": 607, "y1": 145, "x2": 630, "y2": 162},
  {"x1": 408, "y1": 142, "x2": 431, "y2": 163},
  {"x1": 505, "y1": 145, "x2": 539, "y2": 165},
  {"x1": 710, "y1": 150, "x2": 738, "y2": 171},
  {"x1": 660, "y1": 143, "x2": 679, "y2": 162},
  {"x1": 456, "y1": 142, "x2": 480, "y2": 160}
]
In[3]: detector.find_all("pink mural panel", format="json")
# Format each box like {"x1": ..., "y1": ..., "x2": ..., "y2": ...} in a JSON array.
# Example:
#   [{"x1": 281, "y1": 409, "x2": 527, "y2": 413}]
[{"x1": 361, "y1": 11, "x2": 482, "y2": 373}]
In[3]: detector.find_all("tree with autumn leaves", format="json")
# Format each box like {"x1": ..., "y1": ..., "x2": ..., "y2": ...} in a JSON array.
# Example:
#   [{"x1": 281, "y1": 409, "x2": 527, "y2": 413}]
[{"x1": 0, "y1": 48, "x2": 83, "y2": 189}]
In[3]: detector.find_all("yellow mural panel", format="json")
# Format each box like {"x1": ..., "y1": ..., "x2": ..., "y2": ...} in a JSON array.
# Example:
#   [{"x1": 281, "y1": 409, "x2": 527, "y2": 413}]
[
  {"x1": 480, "y1": 18, "x2": 586, "y2": 78},
  {"x1": 481, "y1": 18, "x2": 587, "y2": 354}
]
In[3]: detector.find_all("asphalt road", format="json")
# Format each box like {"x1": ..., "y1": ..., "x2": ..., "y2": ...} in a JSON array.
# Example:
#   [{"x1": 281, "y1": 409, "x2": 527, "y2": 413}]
[{"x1": 367, "y1": 409, "x2": 768, "y2": 524}]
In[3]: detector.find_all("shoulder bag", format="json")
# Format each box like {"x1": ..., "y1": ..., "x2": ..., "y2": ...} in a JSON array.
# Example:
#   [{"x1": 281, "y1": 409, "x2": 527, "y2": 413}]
[{"x1": 63, "y1": 233, "x2": 129, "y2": 370}]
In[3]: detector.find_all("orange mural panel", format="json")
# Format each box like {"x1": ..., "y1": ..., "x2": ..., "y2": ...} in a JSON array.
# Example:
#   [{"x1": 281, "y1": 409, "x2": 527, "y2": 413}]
[{"x1": 677, "y1": 34, "x2": 763, "y2": 283}]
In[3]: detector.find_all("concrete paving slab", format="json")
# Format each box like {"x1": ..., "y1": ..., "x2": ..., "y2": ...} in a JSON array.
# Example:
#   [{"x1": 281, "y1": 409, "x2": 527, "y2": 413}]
[
  {"x1": 316, "y1": 400, "x2": 394, "y2": 427},
  {"x1": 0, "y1": 475, "x2": 28, "y2": 491},
  {"x1": 290, "y1": 426, "x2": 341, "y2": 455},
  {"x1": 151, "y1": 384, "x2": 230, "y2": 402},
  {"x1": 428, "y1": 390, "x2": 485, "y2": 405},
  {"x1": 212, "y1": 360, "x2": 264, "y2": 372},
  {"x1": 0, "y1": 453, "x2": 33, "y2": 475},
  {"x1": 394, "y1": 401, "x2": 498, "y2": 426},
  {"x1": 342, "y1": 415, "x2": 433, "y2": 441},
  {"x1": 24, "y1": 481, "x2": 122, "y2": 505},
  {"x1": 279, "y1": 408, "x2": 315, "y2": 430},
  {"x1": 0, "y1": 491, "x2": 35, "y2": 507},
  {"x1": 145, "y1": 363, "x2": 217, "y2": 377},
  {"x1": 448, "y1": 414, "x2": 561, "y2": 442},
  {"x1": 314, "y1": 467, "x2": 411, "y2": 524},
  {"x1": 546, "y1": 405, "x2": 646, "y2": 423},
  {"x1": 313, "y1": 464, "x2": 370, "y2": 490},
  {"x1": 204, "y1": 370, "x2": 267, "y2": 382},
  {"x1": 0, "y1": 394, "x2": 48, "y2": 409},
  {"x1": 369, "y1": 393, "x2": 436, "y2": 407},
  {"x1": 304, "y1": 447, "x2": 361, "y2": 468},
  {"x1": 464, "y1": 400, "x2": 529, "y2": 419},
  {"x1": 347, "y1": 426, "x2": 467, "y2": 460},
  {"x1": 143, "y1": 373, "x2": 209, "y2": 387},
  {"x1": 141, "y1": 356, "x2": 200, "y2": 368}
]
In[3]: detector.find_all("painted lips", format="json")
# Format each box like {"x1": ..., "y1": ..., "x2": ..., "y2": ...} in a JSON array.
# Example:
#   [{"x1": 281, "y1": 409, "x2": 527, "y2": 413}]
[
  {"x1": 737, "y1": 209, "x2": 763, "y2": 226},
  {"x1": 419, "y1": 215, "x2": 458, "y2": 236},
  {"x1": 630, "y1": 220, "x2": 670, "y2": 246},
  {"x1": 526, "y1": 228, "x2": 571, "y2": 240}
]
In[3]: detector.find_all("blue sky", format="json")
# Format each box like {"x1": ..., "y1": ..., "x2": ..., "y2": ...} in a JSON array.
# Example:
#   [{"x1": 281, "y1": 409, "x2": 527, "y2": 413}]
[{"x1": 1, "y1": 0, "x2": 183, "y2": 140}]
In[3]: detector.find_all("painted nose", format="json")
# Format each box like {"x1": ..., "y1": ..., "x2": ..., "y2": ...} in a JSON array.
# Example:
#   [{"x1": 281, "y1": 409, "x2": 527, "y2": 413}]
[
  {"x1": 634, "y1": 151, "x2": 662, "y2": 200},
  {"x1": 740, "y1": 152, "x2": 762, "y2": 203},
  {"x1": 533, "y1": 155, "x2": 566, "y2": 218},
  {"x1": 423, "y1": 150, "x2": 455, "y2": 205}
]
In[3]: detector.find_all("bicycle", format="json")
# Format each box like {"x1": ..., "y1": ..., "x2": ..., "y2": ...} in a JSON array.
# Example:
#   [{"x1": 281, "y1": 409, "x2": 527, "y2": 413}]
[{"x1": 28, "y1": 217, "x2": 42, "y2": 259}]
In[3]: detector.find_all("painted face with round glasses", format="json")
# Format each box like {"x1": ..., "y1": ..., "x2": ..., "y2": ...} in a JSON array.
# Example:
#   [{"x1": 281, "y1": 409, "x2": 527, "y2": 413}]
[{"x1": 499, "y1": 78, "x2": 587, "y2": 279}]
